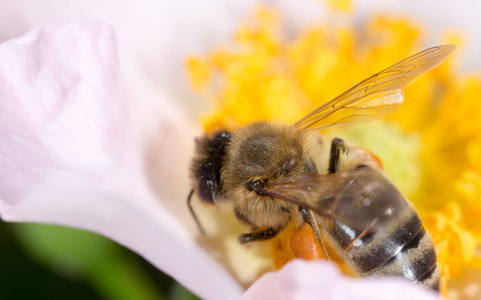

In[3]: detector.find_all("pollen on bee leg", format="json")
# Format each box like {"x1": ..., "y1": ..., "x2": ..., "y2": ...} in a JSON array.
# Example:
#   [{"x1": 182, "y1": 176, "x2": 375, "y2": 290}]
[
  {"x1": 271, "y1": 221, "x2": 327, "y2": 270},
  {"x1": 272, "y1": 222, "x2": 296, "y2": 270},
  {"x1": 290, "y1": 222, "x2": 327, "y2": 261}
]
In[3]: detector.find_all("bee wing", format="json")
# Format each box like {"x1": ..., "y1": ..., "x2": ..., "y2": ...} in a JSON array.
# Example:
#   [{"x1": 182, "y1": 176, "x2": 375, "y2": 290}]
[
  {"x1": 295, "y1": 45, "x2": 456, "y2": 130},
  {"x1": 263, "y1": 168, "x2": 409, "y2": 231}
]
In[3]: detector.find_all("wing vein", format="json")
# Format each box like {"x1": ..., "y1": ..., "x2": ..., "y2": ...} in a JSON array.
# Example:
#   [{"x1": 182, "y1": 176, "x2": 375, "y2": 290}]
[{"x1": 294, "y1": 45, "x2": 455, "y2": 130}]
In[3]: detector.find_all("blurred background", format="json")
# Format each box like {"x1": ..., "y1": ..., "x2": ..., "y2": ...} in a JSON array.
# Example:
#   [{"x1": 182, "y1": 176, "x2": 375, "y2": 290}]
[
  {"x1": 1, "y1": 1, "x2": 480, "y2": 299},
  {"x1": 0, "y1": 221, "x2": 198, "y2": 300}
]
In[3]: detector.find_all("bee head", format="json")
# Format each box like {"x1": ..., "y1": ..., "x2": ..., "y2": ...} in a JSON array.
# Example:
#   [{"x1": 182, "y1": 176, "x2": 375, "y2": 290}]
[
  {"x1": 190, "y1": 131, "x2": 231, "y2": 204},
  {"x1": 221, "y1": 123, "x2": 310, "y2": 229}
]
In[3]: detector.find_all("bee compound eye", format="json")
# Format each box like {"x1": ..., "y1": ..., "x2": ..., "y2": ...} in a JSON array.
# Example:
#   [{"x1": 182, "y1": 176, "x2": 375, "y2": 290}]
[{"x1": 247, "y1": 180, "x2": 268, "y2": 196}]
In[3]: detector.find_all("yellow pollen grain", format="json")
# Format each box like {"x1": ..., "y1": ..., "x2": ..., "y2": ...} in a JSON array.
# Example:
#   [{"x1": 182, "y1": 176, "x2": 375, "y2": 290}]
[
  {"x1": 185, "y1": 4, "x2": 481, "y2": 293},
  {"x1": 186, "y1": 56, "x2": 211, "y2": 91},
  {"x1": 323, "y1": 0, "x2": 353, "y2": 12}
]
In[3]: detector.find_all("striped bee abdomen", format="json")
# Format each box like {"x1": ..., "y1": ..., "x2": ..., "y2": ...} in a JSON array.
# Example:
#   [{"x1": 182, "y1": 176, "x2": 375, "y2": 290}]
[{"x1": 318, "y1": 169, "x2": 440, "y2": 291}]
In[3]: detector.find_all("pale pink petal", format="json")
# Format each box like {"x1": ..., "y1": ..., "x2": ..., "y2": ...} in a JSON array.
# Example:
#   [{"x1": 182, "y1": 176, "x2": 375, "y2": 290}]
[
  {"x1": 0, "y1": 1, "x2": 480, "y2": 299},
  {"x1": 0, "y1": 20, "x2": 127, "y2": 211},
  {"x1": 0, "y1": 0, "x2": 260, "y2": 119},
  {"x1": 245, "y1": 260, "x2": 440, "y2": 300},
  {"x1": 2, "y1": 0, "x2": 479, "y2": 122},
  {"x1": 0, "y1": 21, "x2": 243, "y2": 299}
]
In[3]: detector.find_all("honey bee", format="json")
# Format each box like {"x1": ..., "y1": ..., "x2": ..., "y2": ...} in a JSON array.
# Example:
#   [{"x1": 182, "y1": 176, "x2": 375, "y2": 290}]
[{"x1": 189, "y1": 45, "x2": 455, "y2": 291}]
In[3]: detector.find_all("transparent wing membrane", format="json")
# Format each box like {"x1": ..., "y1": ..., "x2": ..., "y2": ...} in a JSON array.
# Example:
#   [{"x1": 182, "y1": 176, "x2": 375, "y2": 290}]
[
  {"x1": 264, "y1": 168, "x2": 408, "y2": 232},
  {"x1": 295, "y1": 45, "x2": 456, "y2": 130}
]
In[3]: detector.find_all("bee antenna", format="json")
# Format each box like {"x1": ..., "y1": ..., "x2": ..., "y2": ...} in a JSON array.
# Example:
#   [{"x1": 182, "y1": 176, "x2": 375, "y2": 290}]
[
  {"x1": 247, "y1": 180, "x2": 269, "y2": 196},
  {"x1": 187, "y1": 189, "x2": 206, "y2": 235}
]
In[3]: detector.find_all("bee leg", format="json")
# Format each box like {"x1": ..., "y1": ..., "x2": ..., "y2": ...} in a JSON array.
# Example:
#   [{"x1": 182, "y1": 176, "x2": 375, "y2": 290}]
[
  {"x1": 299, "y1": 206, "x2": 330, "y2": 261},
  {"x1": 328, "y1": 138, "x2": 345, "y2": 174},
  {"x1": 187, "y1": 189, "x2": 206, "y2": 235},
  {"x1": 239, "y1": 228, "x2": 280, "y2": 245}
]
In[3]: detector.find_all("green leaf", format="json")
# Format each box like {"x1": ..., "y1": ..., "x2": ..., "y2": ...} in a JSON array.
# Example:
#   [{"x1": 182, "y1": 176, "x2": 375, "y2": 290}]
[{"x1": 12, "y1": 223, "x2": 165, "y2": 300}]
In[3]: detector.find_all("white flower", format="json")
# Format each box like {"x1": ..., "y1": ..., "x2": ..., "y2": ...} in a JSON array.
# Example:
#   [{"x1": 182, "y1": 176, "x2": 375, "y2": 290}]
[{"x1": 0, "y1": 1, "x2": 478, "y2": 299}]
